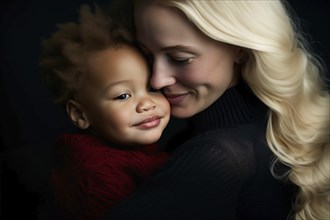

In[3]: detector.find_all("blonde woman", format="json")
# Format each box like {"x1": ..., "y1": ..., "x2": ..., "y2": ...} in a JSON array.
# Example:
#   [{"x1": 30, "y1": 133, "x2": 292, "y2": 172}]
[{"x1": 103, "y1": 1, "x2": 329, "y2": 219}]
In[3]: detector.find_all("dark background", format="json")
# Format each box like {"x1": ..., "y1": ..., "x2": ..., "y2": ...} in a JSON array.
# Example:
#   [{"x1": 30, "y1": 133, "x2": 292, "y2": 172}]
[{"x1": 1, "y1": 0, "x2": 329, "y2": 219}]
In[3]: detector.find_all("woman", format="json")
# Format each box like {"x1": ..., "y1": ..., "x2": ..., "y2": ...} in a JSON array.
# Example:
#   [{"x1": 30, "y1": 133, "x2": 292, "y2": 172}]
[{"x1": 103, "y1": 1, "x2": 329, "y2": 219}]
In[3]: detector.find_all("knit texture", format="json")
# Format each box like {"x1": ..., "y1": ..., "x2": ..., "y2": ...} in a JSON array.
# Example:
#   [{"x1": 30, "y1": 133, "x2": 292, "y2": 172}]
[
  {"x1": 51, "y1": 134, "x2": 168, "y2": 220},
  {"x1": 105, "y1": 82, "x2": 293, "y2": 220}
]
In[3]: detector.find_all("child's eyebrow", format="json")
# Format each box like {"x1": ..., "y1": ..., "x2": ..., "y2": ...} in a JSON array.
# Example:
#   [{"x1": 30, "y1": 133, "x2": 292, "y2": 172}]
[{"x1": 101, "y1": 80, "x2": 131, "y2": 93}]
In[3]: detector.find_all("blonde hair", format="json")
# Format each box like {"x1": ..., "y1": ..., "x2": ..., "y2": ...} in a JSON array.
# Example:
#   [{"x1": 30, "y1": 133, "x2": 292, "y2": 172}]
[
  {"x1": 142, "y1": 0, "x2": 329, "y2": 219},
  {"x1": 40, "y1": 4, "x2": 133, "y2": 104}
]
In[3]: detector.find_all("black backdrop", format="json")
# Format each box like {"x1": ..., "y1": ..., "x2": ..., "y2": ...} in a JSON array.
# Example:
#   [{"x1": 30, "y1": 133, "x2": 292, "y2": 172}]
[{"x1": 1, "y1": 0, "x2": 329, "y2": 219}]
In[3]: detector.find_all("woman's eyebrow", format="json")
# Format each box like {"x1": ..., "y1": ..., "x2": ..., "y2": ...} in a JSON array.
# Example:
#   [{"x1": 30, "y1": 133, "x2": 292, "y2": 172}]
[
  {"x1": 137, "y1": 41, "x2": 194, "y2": 52},
  {"x1": 160, "y1": 45, "x2": 194, "y2": 52}
]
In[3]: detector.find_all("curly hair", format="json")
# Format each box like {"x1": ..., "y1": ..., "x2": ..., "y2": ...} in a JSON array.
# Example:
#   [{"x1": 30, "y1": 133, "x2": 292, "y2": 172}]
[
  {"x1": 39, "y1": 4, "x2": 133, "y2": 104},
  {"x1": 130, "y1": 0, "x2": 329, "y2": 219}
]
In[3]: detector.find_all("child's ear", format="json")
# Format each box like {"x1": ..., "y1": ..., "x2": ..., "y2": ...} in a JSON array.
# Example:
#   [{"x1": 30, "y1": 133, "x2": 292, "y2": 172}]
[{"x1": 66, "y1": 100, "x2": 90, "y2": 129}]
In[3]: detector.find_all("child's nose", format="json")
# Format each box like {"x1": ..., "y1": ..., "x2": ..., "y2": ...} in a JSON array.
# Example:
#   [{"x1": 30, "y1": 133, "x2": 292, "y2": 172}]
[{"x1": 136, "y1": 97, "x2": 156, "y2": 113}]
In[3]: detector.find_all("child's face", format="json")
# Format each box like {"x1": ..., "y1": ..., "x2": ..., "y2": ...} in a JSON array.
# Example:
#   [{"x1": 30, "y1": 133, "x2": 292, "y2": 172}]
[{"x1": 77, "y1": 46, "x2": 170, "y2": 146}]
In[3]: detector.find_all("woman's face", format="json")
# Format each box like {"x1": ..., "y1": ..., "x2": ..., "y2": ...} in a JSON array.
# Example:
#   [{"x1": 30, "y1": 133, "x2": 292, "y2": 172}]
[{"x1": 135, "y1": 2, "x2": 240, "y2": 118}]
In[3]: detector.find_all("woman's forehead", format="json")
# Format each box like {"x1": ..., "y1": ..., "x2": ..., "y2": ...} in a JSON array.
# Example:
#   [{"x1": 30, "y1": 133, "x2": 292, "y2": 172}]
[{"x1": 135, "y1": 4, "x2": 203, "y2": 48}]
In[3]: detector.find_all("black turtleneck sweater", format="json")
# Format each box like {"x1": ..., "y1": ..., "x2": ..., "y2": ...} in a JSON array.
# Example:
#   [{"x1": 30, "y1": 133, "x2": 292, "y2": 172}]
[{"x1": 103, "y1": 83, "x2": 294, "y2": 220}]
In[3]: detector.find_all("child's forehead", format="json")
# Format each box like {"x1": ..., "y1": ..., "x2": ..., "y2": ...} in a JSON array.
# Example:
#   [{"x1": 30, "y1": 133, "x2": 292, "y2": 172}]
[
  {"x1": 88, "y1": 45, "x2": 144, "y2": 67},
  {"x1": 83, "y1": 46, "x2": 149, "y2": 88}
]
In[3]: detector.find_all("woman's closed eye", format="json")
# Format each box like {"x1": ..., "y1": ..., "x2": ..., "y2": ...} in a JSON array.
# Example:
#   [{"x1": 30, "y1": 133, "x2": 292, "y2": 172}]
[{"x1": 167, "y1": 55, "x2": 193, "y2": 65}]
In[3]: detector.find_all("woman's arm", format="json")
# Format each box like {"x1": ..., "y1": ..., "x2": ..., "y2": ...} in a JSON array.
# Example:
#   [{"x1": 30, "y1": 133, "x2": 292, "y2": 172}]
[{"x1": 103, "y1": 129, "x2": 255, "y2": 220}]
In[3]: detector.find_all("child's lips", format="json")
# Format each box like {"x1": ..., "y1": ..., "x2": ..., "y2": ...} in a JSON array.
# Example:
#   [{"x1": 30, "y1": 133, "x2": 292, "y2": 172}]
[{"x1": 134, "y1": 116, "x2": 161, "y2": 129}]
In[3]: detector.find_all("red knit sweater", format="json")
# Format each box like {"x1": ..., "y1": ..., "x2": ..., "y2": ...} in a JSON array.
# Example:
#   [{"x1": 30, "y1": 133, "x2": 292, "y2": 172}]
[{"x1": 51, "y1": 134, "x2": 169, "y2": 220}]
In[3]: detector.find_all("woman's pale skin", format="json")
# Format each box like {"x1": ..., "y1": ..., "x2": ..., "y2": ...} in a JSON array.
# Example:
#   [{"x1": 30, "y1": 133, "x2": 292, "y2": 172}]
[
  {"x1": 135, "y1": 2, "x2": 243, "y2": 118},
  {"x1": 66, "y1": 45, "x2": 170, "y2": 146}
]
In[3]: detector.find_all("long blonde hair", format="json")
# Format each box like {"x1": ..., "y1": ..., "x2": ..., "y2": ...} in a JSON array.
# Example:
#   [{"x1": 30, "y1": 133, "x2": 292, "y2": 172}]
[{"x1": 157, "y1": 0, "x2": 329, "y2": 219}]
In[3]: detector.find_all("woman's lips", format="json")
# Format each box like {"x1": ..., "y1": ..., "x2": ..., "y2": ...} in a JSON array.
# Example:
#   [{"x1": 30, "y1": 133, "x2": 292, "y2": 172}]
[
  {"x1": 134, "y1": 116, "x2": 161, "y2": 129},
  {"x1": 164, "y1": 93, "x2": 189, "y2": 105}
]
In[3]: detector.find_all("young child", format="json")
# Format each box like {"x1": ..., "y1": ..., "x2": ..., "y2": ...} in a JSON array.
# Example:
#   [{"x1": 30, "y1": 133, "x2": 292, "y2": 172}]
[{"x1": 39, "y1": 4, "x2": 170, "y2": 220}]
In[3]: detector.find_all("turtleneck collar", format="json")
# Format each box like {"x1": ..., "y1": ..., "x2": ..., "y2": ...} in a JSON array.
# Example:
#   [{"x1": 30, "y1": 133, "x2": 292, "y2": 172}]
[{"x1": 189, "y1": 82, "x2": 268, "y2": 136}]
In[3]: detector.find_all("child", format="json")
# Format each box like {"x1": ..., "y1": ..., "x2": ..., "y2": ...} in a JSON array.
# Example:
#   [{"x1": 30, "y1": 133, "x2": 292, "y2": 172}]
[{"x1": 39, "y1": 4, "x2": 170, "y2": 220}]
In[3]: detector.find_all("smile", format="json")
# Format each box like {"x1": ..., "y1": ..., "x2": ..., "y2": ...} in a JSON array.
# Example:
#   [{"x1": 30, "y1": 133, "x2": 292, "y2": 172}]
[
  {"x1": 134, "y1": 116, "x2": 161, "y2": 129},
  {"x1": 164, "y1": 93, "x2": 190, "y2": 106}
]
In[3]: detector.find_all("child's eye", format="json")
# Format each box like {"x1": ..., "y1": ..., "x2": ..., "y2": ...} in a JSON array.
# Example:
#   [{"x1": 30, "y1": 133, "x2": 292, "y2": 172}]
[{"x1": 114, "y1": 93, "x2": 131, "y2": 100}]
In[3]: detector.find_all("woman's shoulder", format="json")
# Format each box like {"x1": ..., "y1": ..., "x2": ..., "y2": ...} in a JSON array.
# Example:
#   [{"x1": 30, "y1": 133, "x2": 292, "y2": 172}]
[
  {"x1": 178, "y1": 123, "x2": 262, "y2": 155},
  {"x1": 171, "y1": 124, "x2": 264, "y2": 179}
]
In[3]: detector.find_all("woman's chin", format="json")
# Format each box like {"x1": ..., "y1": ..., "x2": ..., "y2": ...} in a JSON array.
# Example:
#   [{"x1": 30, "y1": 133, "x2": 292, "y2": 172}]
[{"x1": 171, "y1": 107, "x2": 197, "y2": 119}]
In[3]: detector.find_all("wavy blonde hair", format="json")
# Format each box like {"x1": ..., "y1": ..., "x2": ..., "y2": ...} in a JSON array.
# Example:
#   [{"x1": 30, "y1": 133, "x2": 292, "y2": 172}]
[{"x1": 131, "y1": 0, "x2": 329, "y2": 219}]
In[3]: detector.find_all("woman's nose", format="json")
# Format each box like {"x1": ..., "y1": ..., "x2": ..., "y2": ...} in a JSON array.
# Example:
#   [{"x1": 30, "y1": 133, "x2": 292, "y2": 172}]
[
  {"x1": 136, "y1": 97, "x2": 156, "y2": 113},
  {"x1": 150, "y1": 59, "x2": 176, "y2": 90}
]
